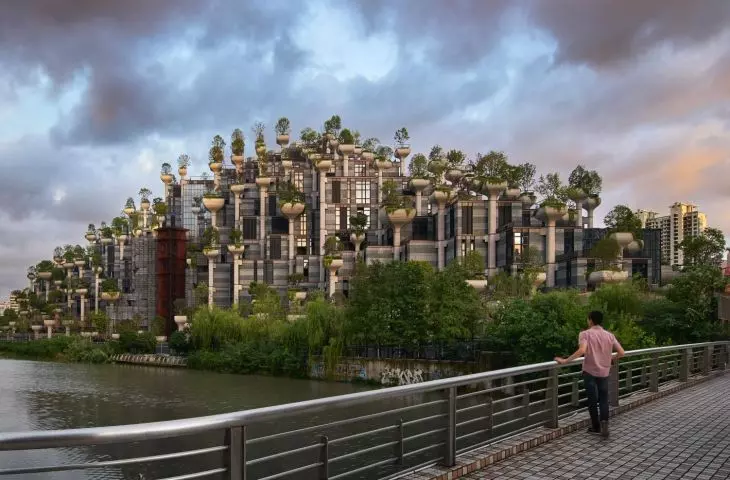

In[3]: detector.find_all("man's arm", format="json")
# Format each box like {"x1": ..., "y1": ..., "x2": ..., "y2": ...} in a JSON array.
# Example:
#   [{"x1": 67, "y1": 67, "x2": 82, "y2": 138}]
[
  {"x1": 554, "y1": 340, "x2": 587, "y2": 365},
  {"x1": 614, "y1": 338, "x2": 625, "y2": 359}
]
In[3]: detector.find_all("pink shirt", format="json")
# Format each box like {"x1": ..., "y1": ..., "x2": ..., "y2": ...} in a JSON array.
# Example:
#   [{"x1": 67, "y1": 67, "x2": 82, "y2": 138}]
[{"x1": 579, "y1": 327, "x2": 622, "y2": 377}]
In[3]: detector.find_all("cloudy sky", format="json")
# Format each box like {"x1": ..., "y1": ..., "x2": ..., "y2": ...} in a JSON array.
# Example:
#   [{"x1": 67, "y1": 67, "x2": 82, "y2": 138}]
[{"x1": 1, "y1": 0, "x2": 729, "y2": 298}]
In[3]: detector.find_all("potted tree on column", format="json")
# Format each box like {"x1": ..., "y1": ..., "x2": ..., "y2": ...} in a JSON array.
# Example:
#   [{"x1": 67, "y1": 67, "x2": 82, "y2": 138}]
[
  {"x1": 516, "y1": 163, "x2": 537, "y2": 207},
  {"x1": 349, "y1": 212, "x2": 368, "y2": 258},
  {"x1": 338, "y1": 127, "x2": 355, "y2": 176},
  {"x1": 275, "y1": 117, "x2": 291, "y2": 149},
  {"x1": 160, "y1": 162, "x2": 174, "y2": 198},
  {"x1": 139, "y1": 188, "x2": 152, "y2": 229},
  {"x1": 152, "y1": 198, "x2": 167, "y2": 228},
  {"x1": 85, "y1": 223, "x2": 97, "y2": 243},
  {"x1": 231, "y1": 128, "x2": 245, "y2": 168},
  {"x1": 408, "y1": 153, "x2": 431, "y2": 215},
  {"x1": 393, "y1": 127, "x2": 411, "y2": 165},
  {"x1": 444, "y1": 149, "x2": 466, "y2": 186},
  {"x1": 202, "y1": 227, "x2": 220, "y2": 310},
  {"x1": 279, "y1": 181, "x2": 306, "y2": 274},
  {"x1": 36, "y1": 260, "x2": 54, "y2": 301},
  {"x1": 177, "y1": 153, "x2": 190, "y2": 179},
  {"x1": 382, "y1": 179, "x2": 415, "y2": 261},
  {"x1": 536, "y1": 172, "x2": 569, "y2": 288},
  {"x1": 323, "y1": 236, "x2": 343, "y2": 298}
]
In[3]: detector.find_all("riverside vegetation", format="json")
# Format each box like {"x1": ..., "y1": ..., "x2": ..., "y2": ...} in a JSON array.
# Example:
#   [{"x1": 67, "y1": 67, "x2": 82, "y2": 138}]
[{"x1": 2, "y1": 249, "x2": 728, "y2": 378}]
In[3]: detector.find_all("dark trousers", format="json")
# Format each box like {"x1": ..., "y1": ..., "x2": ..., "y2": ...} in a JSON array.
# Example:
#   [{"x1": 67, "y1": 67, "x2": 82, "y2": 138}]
[{"x1": 583, "y1": 372, "x2": 609, "y2": 430}]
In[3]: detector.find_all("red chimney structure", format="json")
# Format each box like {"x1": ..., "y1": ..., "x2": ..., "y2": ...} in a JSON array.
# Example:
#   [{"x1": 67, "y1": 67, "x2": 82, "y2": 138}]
[{"x1": 155, "y1": 227, "x2": 188, "y2": 336}]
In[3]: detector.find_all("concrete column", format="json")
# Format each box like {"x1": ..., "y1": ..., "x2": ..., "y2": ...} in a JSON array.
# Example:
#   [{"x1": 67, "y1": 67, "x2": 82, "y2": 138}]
[
  {"x1": 319, "y1": 171, "x2": 327, "y2": 282},
  {"x1": 234, "y1": 195, "x2": 241, "y2": 229},
  {"x1": 343, "y1": 152, "x2": 349, "y2": 177},
  {"x1": 80, "y1": 295, "x2": 86, "y2": 327},
  {"x1": 47, "y1": 325, "x2": 52, "y2": 339},
  {"x1": 288, "y1": 219, "x2": 295, "y2": 275},
  {"x1": 208, "y1": 262, "x2": 215, "y2": 309},
  {"x1": 94, "y1": 274, "x2": 100, "y2": 314},
  {"x1": 415, "y1": 191, "x2": 423, "y2": 215},
  {"x1": 393, "y1": 226, "x2": 402, "y2": 261},
  {"x1": 328, "y1": 272, "x2": 337, "y2": 297},
  {"x1": 211, "y1": 211, "x2": 218, "y2": 230},
  {"x1": 437, "y1": 205, "x2": 445, "y2": 270},
  {"x1": 233, "y1": 254, "x2": 240, "y2": 305},
  {"x1": 45, "y1": 282, "x2": 49, "y2": 302},
  {"x1": 586, "y1": 209, "x2": 595, "y2": 228},
  {"x1": 546, "y1": 221, "x2": 556, "y2": 287},
  {"x1": 65, "y1": 326, "x2": 70, "y2": 336},
  {"x1": 259, "y1": 185, "x2": 268, "y2": 257},
  {"x1": 574, "y1": 200, "x2": 583, "y2": 228},
  {"x1": 485, "y1": 184, "x2": 506, "y2": 277}
]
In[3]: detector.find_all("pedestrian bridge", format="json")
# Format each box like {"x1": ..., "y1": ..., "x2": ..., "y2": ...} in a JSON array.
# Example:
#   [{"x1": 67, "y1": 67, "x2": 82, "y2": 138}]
[{"x1": 0, "y1": 342, "x2": 727, "y2": 480}]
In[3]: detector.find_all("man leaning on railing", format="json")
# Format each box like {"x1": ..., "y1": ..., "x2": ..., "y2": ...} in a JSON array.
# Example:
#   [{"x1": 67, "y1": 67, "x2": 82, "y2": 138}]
[{"x1": 554, "y1": 310, "x2": 625, "y2": 438}]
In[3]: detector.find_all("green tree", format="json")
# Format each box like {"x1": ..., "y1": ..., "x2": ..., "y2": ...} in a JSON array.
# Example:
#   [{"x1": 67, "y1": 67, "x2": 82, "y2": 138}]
[
  {"x1": 678, "y1": 227, "x2": 726, "y2": 268},
  {"x1": 426, "y1": 263, "x2": 482, "y2": 342},
  {"x1": 603, "y1": 205, "x2": 643, "y2": 239}
]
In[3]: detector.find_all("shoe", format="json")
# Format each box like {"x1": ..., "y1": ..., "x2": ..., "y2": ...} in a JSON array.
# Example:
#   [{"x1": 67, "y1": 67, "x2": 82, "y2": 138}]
[
  {"x1": 587, "y1": 427, "x2": 601, "y2": 435},
  {"x1": 601, "y1": 421, "x2": 609, "y2": 438}
]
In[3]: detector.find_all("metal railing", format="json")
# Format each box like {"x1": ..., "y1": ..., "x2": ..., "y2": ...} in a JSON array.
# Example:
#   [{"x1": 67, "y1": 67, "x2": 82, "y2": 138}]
[{"x1": 0, "y1": 342, "x2": 727, "y2": 480}]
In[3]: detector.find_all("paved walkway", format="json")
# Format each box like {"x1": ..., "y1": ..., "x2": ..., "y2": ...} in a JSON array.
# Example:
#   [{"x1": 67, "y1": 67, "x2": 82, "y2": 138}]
[{"x1": 464, "y1": 375, "x2": 730, "y2": 480}]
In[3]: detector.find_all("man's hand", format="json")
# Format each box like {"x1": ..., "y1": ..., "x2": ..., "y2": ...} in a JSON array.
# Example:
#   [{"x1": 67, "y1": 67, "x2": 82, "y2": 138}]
[{"x1": 554, "y1": 357, "x2": 567, "y2": 364}]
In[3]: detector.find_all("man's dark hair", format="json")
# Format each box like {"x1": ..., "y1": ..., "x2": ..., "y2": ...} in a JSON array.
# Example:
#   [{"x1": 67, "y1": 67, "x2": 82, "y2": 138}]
[{"x1": 588, "y1": 310, "x2": 603, "y2": 325}]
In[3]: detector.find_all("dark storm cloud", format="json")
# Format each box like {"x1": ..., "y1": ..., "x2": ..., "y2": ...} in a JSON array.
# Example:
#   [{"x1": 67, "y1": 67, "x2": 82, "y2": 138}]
[{"x1": 527, "y1": 0, "x2": 730, "y2": 67}]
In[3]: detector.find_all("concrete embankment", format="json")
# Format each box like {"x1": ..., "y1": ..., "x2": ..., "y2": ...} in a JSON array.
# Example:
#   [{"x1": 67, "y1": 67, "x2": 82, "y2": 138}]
[{"x1": 110, "y1": 354, "x2": 187, "y2": 368}]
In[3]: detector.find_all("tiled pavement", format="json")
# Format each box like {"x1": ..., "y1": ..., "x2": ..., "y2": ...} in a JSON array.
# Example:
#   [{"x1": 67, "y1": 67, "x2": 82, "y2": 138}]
[{"x1": 462, "y1": 375, "x2": 730, "y2": 480}]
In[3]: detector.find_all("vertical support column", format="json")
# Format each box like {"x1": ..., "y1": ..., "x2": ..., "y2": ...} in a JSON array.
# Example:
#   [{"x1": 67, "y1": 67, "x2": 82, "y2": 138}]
[
  {"x1": 225, "y1": 426, "x2": 244, "y2": 480},
  {"x1": 444, "y1": 387, "x2": 456, "y2": 467},
  {"x1": 394, "y1": 419, "x2": 404, "y2": 465},
  {"x1": 259, "y1": 186, "x2": 267, "y2": 257},
  {"x1": 437, "y1": 205, "x2": 445, "y2": 270},
  {"x1": 45, "y1": 282, "x2": 49, "y2": 302},
  {"x1": 94, "y1": 274, "x2": 100, "y2": 314},
  {"x1": 487, "y1": 197, "x2": 498, "y2": 277},
  {"x1": 679, "y1": 348, "x2": 691, "y2": 381},
  {"x1": 724, "y1": 344, "x2": 729, "y2": 371},
  {"x1": 545, "y1": 367, "x2": 559, "y2": 428},
  {"x1": 319, "y1": 171, "x2": 327, "y2": 284},
  {"x1": 703, "y1": 345, "x2": 712, "y2": 375},
  {"x1": 570, "y1": 377, "x2": 580, "y2": 407},
  {"x1": 208, "y1": 262, "x2": 215, "y2": 310},
  {"x1": 546, "y1": 220, "x2": 556, "y2": 287},
  {"x1": 80, "y1": 295, "x2": 86, "y2": 328},
  {"x1": 233, "y1": 254, "x2": 240, "y2": 306},
  {"x1": 393, "y1": 226, "x2": 401, "y2": 261},
  {"x1": 586, "y1": 208, "x2": 595, "y2": 228},
  {"x1": 609, "y1": 360, "x2": 620, "y2": 407},
  {"x1": 415, "y1": 191, "x2": 423, "y2": 216},
  {"x1": 234, "y1": 196, "x2": 241, "y2": 229},
  {"x1": 288, "y1": 219, "x2": 295, "y2": 275},
  {"x1": 574, "y1": 200, "x2": 583, "y2": 228},
  {"x1": 649, "y1": 353, "x2": 659, "y2": 392}
]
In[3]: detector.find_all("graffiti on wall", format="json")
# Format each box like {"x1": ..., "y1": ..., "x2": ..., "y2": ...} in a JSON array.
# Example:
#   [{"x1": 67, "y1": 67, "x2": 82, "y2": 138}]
[
  {"x1": 310, "y1": 362, "x2": 367, "y2": 380},
  {"x1": 380, "y1": 367, "x2": 424, "y2": 386}
]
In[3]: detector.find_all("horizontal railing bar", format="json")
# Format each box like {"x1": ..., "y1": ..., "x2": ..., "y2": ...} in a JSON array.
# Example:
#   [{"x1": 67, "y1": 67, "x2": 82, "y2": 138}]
[
  {"x1": 159, "y1": 468, "x2": 228, "y2": 480},
  {"x1": 403, "y1": 442, "x2": 445, "y2": 459},
  {"x1": 0, "y1": 445, "x2": 227, "y2": 475},
  {"x1": 330, "y1": 440, "x2": 398, "y2": 464},
  {"x1": 402, "y1": 413, "x2": 447, "y2": 427},
  {"x1": 330, "y1": 456, "x2": 397, "y2": 480},
  {"x1": 457, "y1": 403, "x2": 487, "y2": 416},
  {"x1": 403, "y1": 427, "x2": 447, "y2": 443},
  {"x1": 328, "y1": 424, "x2": 399, "y2": 446},
  {"x1": 247, "y1": 399, "x2": 446, "y2": 445},
  {"x1": 493, "y1": 405, "x2": 523, "y2": 416},
  {"x1": 246, "y1": 443, "x2": 322, "y2": 466},
  {"x1": 258, "y1": 462, "x2": 321, "y2": 480},
  {"x1": 0, "y1": 342, "x2": 724, "y2": 453},
  {"x1": 456, "y1": 415, "x2": 488, "y2": 429}
]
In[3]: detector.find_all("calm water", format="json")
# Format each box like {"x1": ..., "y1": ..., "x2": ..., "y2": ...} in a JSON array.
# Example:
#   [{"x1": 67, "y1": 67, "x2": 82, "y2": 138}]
[{"x1": 0, "y1": 359, "x2": 371, "y2": 479}]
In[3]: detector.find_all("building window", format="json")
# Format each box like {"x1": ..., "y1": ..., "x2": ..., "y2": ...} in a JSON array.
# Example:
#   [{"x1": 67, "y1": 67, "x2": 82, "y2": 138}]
[
  {"x1": 332, "y1": 180, "x2": 341, "y2": 203},
  {"x1": 335, "y1": 207, "x2": 349, "y2": 231},
  {"x1": 461, "y1": 206, "x2": 473, "y2": 234},
  {"x1": 461, "y1": 239, "x2": 467, "y2": 257},
  {"x1": 299, "y1": 212, "x2": 307, "y2": 236},
  {"x1": 356, "y1": 180, "x2": 370, "y2": 204},
  {"x1": 242, "y1": 218, "x2": 257, "y2": 240},
  {"x1": 354, "y1": 163, "x2": 366, "y2": 176},
  {"x1": 293, "y1": 171, "x2": 304, "y2": 191},
  {"x1": 514, "y1": 232, "x2": 525, "y2": 259}
]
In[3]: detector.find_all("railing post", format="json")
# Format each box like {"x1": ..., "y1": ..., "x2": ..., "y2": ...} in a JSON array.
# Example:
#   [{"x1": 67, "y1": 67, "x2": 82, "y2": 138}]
[
  {"x1": 609, "y1": 359, "x2": 619, "y2": 407},
  {"x1": 485, "y1": 395, "x2": 493, "y2": 439},
  {"x1": 641, "y1": 364, "x2": 648, "y2": 386},
  {"x1": 545, "y1": 367, "x2": 559, "y2": 429},
  {"x1": 649, "y1": 353, "x2": 659, "y2": 393},
  {"x1": 570, "y1": 376, "x2": 579, "y2": 407},
  {"x1": 724, "y1": 344, "x2": 729, "y2": 371},
  {"x1": 225, "y1": 426, "x2": 244, "y2": 480},
  {"x1": 394, "y1": 419, "x2": 404, "y2": 465},
  {"x1": 625, "y1": 363, "x2": 632, "y2": 392},
  {"x1": 679, "y1": 348, "x2": 690, "y2": 382},
  {"x1": 444, "y1": 387, "x2": 456, "y2": 467},
  {"x1": 318, "y1": 435, "x2": 329, "y2": 480},
  {"x1": 522, "y1": 387, "x2": 530, "y2": 422},
  {"x1": 703, "y1": 345, "x2": 712, "y2": 375}
]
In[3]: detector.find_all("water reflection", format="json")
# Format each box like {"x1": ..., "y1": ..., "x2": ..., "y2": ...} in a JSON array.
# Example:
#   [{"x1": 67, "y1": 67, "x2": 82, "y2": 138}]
[{"x1": 0, "y1": 359, "x2": 371, "y2": 479}]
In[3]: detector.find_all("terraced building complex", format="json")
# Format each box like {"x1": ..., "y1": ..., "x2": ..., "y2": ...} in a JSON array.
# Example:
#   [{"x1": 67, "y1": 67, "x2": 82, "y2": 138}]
[{"x1": 22, "y1": 119, "x2": 661, "y2": 333}]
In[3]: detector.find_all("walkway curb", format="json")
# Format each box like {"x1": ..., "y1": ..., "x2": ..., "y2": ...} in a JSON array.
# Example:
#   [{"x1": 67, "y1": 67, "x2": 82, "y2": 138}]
[{"x1": 399, "y1": 371, "x2": 725, "y2": 480}]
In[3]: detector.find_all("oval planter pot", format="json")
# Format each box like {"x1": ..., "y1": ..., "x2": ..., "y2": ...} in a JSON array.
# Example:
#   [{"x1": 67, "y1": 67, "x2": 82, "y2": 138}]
[
  {"x1": 387, "y1": 208, "x2": 416, "y2": 226},
  {"x1": 101, "y1": 292, "x2": 121, "y2": 301},
  {"x1": 466, "y1": 279, "x2": 488, "y2": 291},
  {"x1": 281, "y1": 202, "x2": 305, "y2": 219},
  {"x1": 588, "y1": 270, "x2": 630, "y2": 286},
  {"x1": 202, "y1": 197, "x2": 225, "y2": 212}
]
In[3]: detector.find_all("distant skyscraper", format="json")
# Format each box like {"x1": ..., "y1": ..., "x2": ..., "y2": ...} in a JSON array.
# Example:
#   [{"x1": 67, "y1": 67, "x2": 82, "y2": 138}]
[{"x1": 637, "y1": 203, "x2": 707, "y2": 267}]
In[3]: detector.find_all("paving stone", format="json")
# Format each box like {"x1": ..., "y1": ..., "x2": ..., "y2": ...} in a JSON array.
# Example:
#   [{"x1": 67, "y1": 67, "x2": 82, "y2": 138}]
[{"x1": 460, "y1": 375, "x2": 730, "y2": 480}]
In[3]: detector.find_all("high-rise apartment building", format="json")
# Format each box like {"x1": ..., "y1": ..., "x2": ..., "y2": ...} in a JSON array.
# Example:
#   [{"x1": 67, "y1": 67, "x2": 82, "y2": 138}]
[{"x1": 637, "y1": 203, "x2": 707, "y2": 266}]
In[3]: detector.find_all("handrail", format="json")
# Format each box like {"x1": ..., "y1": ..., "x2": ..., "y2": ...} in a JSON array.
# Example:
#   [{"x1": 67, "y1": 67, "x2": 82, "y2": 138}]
[{"x1": 0, "y1": 341, "x2": 727, "y2": 479}]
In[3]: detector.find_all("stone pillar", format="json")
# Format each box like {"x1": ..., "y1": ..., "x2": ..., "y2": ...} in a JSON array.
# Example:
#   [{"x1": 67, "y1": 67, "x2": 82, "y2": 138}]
[
  {"x1": 80, "y1": 295, "x2": 86, "y2": 327},
  {"x1": 94, "y1": 273, "x2": 100, "y2": 314},
  {"x1": 288, "y1": 219, "x2": 295, "y2": 274},
  {"x1": 258, "y1": 184, "x2": 268, "y2": 257},
  {"x1": 233, "y1": 254, "x2": 240, "y2": 305},
  {"x1": 543, "y1": 207, "x2": 564, "y2": 288},
  {"x1": 393, "y1": 225, "x2": 402, "y2": 261},
  {"x1": 485, "y1": 183, "x2": 506, "y2": 277}
]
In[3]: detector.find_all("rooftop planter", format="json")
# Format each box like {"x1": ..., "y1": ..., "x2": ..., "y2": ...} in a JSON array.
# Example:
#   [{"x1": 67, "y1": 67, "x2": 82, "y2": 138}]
[
  {"x1": 349, "y1": 212, "x2": 368, "y2": 254},
  {"x1": 338, "y1": 128, "x2": 355, "y2": 155},
  {"x1": 444, "y1": 149, "x2": 465, "y2": 184},
  {"x1": 85, "y1": 223, "x2": 97, "y2": 242},
  {"x1": 209, "y1": 135, "x2": 226, "y2": 171},
  {"x1": 536, "y1": 172, "x2": 568, "y2": 217},
  {"x1": 124, "y1": 197, "x2": 136, "y2": 215},
  {"x1": 361, "y1": 137, "x2": 378, "y2": 162},
  {"x1": 231, "y1": 128, "x2": 245, "y2": 165},
  {"x1": 253, "y1": 122, "x2": 267, "y2": 156},
  {"x1": 373, "y1": 145, "x2": 393, "y2": 170},
  {"x1": 278, "y1": 182, "x2": 305, "y2": 218},
  {"x1": 202, "y1": 191, "x2": 224, "y2": 212},
  {"x1": 324, "y1": 115, "x2": 341, "y2": 148},
  {"x1": 275, "y1": 117, "x2": 291, "y2": 147},
  {"x1": 587, "y1": 236, "x2": 629, "y2": 286},
  {"x1": 177, "y1": 153, "x2": 190, "y2": 177},
  {"x1": 139, "y1": 188, "x2": 152, "y2": 210},
  {"x1": 393, "y1": 127, "x2": 411, "y2": 160},
  {"x1": 323, "y1": 236, "x2": 343, "y2": 269},
  {"x1": 202, "y1": 227, "x2": 220, "y2": 257},
  {"x1": 100, "y1": 278, "x2": 120, "y2": 302},
  {"x1": 408, "y1": 153, "x2": 431, "y2": 189},
  {"x1": 227, "y1": 228, "x2": 245, "y2": 255},
  {"x1": 160, "y1": 162, "x2": 174, "y2": 184}
]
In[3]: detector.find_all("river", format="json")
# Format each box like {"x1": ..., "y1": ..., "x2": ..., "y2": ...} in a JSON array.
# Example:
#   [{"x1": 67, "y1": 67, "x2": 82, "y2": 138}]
[{"x1": 0, "y1": 359, "x2": 372, "y2": 479}]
